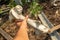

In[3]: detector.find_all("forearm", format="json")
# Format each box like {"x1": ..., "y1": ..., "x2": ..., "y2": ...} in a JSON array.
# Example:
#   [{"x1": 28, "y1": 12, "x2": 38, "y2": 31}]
[
  {"x1": 14, "y1": 16, "x2": 29, "y2": 40},
  {"x1": 14, "y1": 23, "x2": 29, "y2": 40}
]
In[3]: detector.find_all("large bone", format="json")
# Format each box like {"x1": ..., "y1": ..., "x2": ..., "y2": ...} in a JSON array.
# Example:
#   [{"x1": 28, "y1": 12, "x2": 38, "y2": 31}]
[
  {"x1": 38, "y1": 12, "x2": 60, "y2": 40},
  {"x1": 9, "y1": 5, "x2": 49, "y2": 33}
]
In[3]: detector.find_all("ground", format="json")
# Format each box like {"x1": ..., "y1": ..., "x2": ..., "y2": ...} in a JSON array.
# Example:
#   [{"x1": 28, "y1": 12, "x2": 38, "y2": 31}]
[{"x1": 0, "y1": 2, "x2": 60, "y2": 40}]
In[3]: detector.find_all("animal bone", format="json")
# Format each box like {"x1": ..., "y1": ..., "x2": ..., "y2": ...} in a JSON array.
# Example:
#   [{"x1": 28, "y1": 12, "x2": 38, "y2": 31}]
[
  {"x1": 9, "y1": 5, "x2": 49, "y2": 33},
  {"x1": 9, "y1": 5, "x2": 23, "y2": 22}
]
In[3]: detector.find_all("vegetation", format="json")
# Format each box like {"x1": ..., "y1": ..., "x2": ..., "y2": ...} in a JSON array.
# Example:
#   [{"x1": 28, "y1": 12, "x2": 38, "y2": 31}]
[
  {"x1": 0, "y1": 0, "x2": 43, "y2": 17},
  {"x1": 29, "y1": 2, "x2": 43, "y2": 15},
  {"x1": 28, "y1": 1, "x2": 43, "y2": 18},
  {"x1": 0, "y1": 0, "x2": 17, "y2": 14},
  {"x1": 8, "y1": 0, "x2": 17, "y2": 8},
  {"x1": 0, "y1": 9, "x2": 2, "y2": 13}
]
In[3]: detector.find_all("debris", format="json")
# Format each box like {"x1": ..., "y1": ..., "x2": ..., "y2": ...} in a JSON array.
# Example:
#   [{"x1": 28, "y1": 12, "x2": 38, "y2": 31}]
[
  {"x1": 51, "y1": 0, "x2": 60, "y2": 6},
  {"x1": 38, "y1": 12, "x2": 60, "y2": 40},
  {"x1": 0, "y1": 18, "x2": 2, "y2": 24},
  {"x1": 0, "y1": 27, "x2": 13, "y2": 40},
  {"x1": 48, "y1": 24, "x2": 60, "y2": 34},
  {"x1": 0, "y1": 7, "x2": 10, "y2": 14},
  {"x1": 0, "y1": 0, "x2": 60, "y2": 40}
]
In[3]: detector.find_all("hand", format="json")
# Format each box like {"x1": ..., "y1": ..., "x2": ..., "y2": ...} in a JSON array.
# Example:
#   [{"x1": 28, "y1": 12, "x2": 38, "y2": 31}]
[
  {"x1": 16, "y1": 15, "x2": 28, "y2": 27},
  {"x1": 14, "y1": 15, "x2": 29, "y2": 40}
]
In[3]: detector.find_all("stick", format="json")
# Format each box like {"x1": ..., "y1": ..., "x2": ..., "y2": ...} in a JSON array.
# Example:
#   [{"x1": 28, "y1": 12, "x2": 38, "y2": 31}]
[
  {"x1": 0, "y1": 28, "x2": 13, "y2": 40},
  {"x1": 48, "y1": 24, "x2": 60, "y2": 34}
]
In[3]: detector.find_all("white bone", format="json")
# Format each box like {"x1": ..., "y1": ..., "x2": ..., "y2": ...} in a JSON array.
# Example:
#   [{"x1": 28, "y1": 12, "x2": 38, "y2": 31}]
[{"x1": 9, "y1": 5, "x2": 49, "y2": 33}]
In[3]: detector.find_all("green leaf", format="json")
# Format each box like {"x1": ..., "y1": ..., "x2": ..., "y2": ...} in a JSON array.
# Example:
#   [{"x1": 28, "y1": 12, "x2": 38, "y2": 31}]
[{"x1": 28, "y1": 1, "x2": 43, "y2": 17}]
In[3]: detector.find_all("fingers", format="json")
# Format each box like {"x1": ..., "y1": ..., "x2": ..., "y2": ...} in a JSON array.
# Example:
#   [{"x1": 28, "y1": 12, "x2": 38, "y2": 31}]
[
  {"x1": 17, "y1": 22, "x2": 22, "y2": 26},
  {"x1": 24, "y1": 15, "x2": 28, "y2": 22},
  {"x1": 20, "y1": 15, "x2": 28, "y2": 28},
  {"x1": 16, "y1": 15, "x2": 28, "y2": 27},
  {"x1": 21, "y1": 15, "x2": 28, "y2": 25},
  {"x1": 15, "y1": 20, "x2": 23, "y2": 27}
]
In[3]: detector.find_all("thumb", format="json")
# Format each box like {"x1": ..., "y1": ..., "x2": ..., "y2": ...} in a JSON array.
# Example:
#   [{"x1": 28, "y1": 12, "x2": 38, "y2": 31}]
[
  {"x1": 24, "y1": 15, "x2": 28, "y2": 22},
  {"x1": 20, "y1": 15, "x2": 28, "y2": 28}
]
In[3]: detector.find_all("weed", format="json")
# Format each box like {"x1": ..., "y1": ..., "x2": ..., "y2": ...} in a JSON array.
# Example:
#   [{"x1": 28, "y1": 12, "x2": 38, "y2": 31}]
[{"x1": 28, "y1": 1, "x2": 43, "y2": 18}]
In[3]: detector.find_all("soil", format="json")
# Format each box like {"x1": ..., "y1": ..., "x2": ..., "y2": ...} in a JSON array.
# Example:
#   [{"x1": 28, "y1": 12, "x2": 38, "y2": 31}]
[
  {"x1": 0, "y1": 20, "x2": 51, "y2": 40},
  {"x1": 0, "y1": 2, "x2": 60, "y2": 40},
  {"x1": 41, "y1": 2, "x2": 60, "y2": 34}
]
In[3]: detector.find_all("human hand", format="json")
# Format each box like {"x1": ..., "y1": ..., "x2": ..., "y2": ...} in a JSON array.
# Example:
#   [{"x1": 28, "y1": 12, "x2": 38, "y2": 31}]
[{"x1": 14, "y1": 15, "x2": 29, "y2": 40}]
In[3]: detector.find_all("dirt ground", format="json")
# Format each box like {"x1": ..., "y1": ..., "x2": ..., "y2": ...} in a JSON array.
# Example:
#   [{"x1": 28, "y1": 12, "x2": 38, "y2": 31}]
[
  {"x1": 0, "y1": 2, "x2": 60, "y2": 40},
  {"x1": 0, "y1": 21, "x2": 51, "y2": 40}
]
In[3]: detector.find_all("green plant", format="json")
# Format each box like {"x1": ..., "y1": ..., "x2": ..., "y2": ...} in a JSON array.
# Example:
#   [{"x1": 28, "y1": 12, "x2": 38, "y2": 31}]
[
  {"x1": 14, "y1": 0, "x2": 31, "y2": 6},
  {"x1": 8, "y1": 0, "x2": 17, "y2": 8},
  {"x1": 0, "y1": 9, "x2": 3, "y2": 14},
  {"x1": 28, "y1": 1, "x2": 43, "y2": 18}
]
